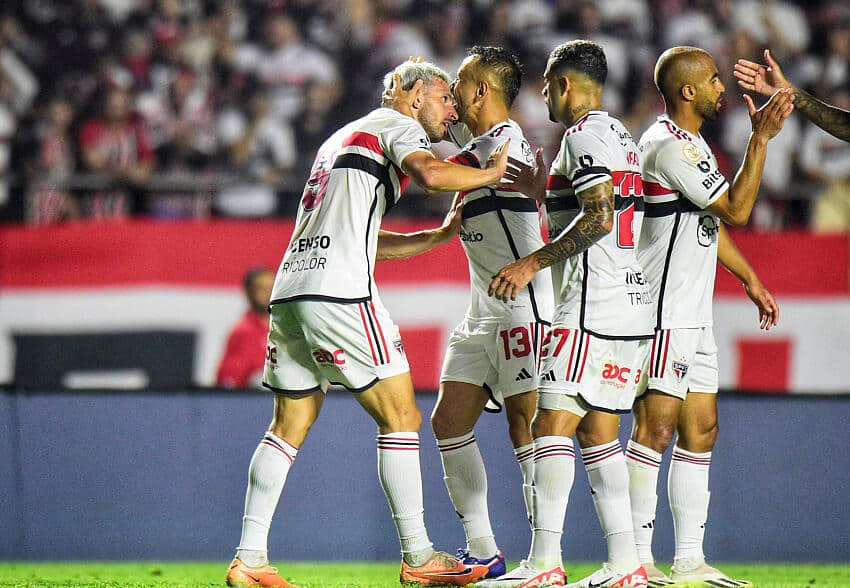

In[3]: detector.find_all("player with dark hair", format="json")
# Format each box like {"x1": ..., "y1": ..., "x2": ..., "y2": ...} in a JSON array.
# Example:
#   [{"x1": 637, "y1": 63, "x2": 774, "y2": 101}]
[
  {"x1": 626, "y1": 46, "x2": 790, "y2": 587},
  {"x1": 735, "y1": 49, "x2": 850, "y2": 142},
  {"x1": 482, "y1": 39, "x2": 654, "y2": 588},
  {"x1": 225, "y1": 59, "x2": 511, "y2": 588},
  {"x1": 423, "y1": 45, "x2": 554, "y2": 580}
]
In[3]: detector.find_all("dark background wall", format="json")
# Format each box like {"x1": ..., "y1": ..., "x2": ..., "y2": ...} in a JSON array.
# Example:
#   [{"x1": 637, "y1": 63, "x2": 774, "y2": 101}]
[{"x1": 0, "y1": 391, "x2": 847, "y2": 562}]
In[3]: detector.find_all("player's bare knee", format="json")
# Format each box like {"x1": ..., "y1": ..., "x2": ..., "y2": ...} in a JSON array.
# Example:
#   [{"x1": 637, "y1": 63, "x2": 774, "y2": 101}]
[
  {"x1": 506, "y1": 415, "x2": 532, "y2": 447},
  {"x1": 430, "y1": 408, "x2": 463, "y2": 439},
  {"x1": 382, "y1": 407, "x2": 422, "y2": 434},
  {"x1": 640, "y1": 419, "x2": 677, "y2": 453}
]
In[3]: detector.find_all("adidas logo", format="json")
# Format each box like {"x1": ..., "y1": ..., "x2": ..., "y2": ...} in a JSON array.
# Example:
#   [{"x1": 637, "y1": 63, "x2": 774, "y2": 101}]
[
  {"x1": 542, "y1": 370, "x2": 556, "y2": 381},
  {"x1": 515, "y1": 368, "x2": 533, "y2": 381},
  {"x1": 642, "y1": 520, "x2": 655, "y2": 529}
]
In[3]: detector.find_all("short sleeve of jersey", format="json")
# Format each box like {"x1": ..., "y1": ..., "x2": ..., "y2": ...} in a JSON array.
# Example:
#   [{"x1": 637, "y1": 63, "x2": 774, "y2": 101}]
[
  {"x1": 656, "y1": 140, "x2": 729, "y2": 209},
  {"x1": 379, "y1": 113, "x2": 433, "y2": 168},
  {"x1": 446, "y1": 122, "x2": 474, "y2": 148},
  {"x1": 562, "y1": 128, "x2": 613, "y2": 194}
]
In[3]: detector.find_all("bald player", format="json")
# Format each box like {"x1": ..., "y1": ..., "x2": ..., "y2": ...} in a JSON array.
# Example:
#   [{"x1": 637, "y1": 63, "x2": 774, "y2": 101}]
[{"x1": 627, "y1": 46, "x2": 791, "y2": 587}]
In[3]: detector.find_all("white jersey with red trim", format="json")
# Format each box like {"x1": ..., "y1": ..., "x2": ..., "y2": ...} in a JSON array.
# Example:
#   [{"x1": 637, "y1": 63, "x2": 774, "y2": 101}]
[
  {"x1": 271, "y1": 108, "x2": 432, "y2": 304},
  {"x1": 638, "y1": 114, "x2": 730, "y2": 328},
  {"x1": 545, "y1": 110, "x2": 654, "y2": 339},
  {"x1": 447, "y1": 119, "x2": 553, "y2": 325}
]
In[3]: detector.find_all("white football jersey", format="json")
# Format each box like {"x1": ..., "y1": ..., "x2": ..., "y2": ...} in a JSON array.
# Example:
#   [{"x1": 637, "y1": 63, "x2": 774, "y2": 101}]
[
  {"x1": 271, "y1": 108, "x2": 432, "y2": 303},
  {"x1": 638, "y1": 114, "x2": 730, "y2": 329},
  {"x1": 447, "y1": 120, "x2": 553, "y2": 325},
  {"x1": 545, "y1": 110, "x2": 654, "y2": 339}
]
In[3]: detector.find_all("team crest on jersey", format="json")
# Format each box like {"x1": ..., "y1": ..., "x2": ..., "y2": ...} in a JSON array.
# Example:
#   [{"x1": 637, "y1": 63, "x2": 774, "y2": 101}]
[
  {"x1": 682, "y1": 142, "x2": 702, "y2": 163},
  {"x1": 672, "y1": 359, "x2": 689, "y2": 381},
  {"x1": 302, "y1": 155, "x2": 332, "y2": 211},
  {"x1": 393, "y1": 337, "x2": 405, "y2": 357}
]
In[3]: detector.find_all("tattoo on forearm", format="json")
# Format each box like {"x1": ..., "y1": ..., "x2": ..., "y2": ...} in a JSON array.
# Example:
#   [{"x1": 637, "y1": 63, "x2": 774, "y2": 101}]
[
  {"x1": 533, "y1": 182, "x2": 614, "y2": 269},
  {"x1": 794, "y1": 88, "x2": 850, "y2": 142}
]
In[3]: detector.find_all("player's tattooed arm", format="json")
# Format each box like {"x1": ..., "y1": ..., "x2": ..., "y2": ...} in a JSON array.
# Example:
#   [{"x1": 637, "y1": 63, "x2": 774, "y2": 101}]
[
  {"x1": 792, "y1": 89, "x2": 850, "y2": 142},
  {"x1": 735, "y1": 48, "x2": 850, "y2": 141},
  {"x1": 488, "y1": 181, "x2": 614, "y2": 302}
]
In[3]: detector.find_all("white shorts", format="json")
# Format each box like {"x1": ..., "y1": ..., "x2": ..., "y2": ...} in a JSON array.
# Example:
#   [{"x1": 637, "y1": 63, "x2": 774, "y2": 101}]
[
  {"x1": 440, "y1": 318, "x2": 547, "y2": 409},
  {"x1": 638, "y1": 327, "x2": 718, "y2": 400},
  {"x1": 263, "y1": 299, "x2": 409, "y2": 394},
  {"x1": 537, "y1": 327, "x2": 650, "y2": 416}
]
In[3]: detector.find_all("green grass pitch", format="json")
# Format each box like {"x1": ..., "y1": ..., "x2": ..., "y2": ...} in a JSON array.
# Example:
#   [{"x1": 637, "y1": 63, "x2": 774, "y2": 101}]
[{"x1": 1, "y1": 561, "x2": 849, "y2": 587}]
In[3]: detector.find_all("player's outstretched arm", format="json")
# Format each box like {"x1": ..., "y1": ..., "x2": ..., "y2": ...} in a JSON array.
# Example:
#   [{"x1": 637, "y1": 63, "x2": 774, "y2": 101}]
[
  {"x1": 707, "y1": 88, "x2": 793, "y2": 226},
  {"x1": 376, "y1": 195, "x2": 464, "y2": 261},
  {"x1": 488, "y1": 181, "x2": 614, "y2": 302},
  {"x1": 402, "y1": 139, "x2": 510, "y2": 194},
  {"x1": 736, "y1": 49, "x2": 850, "y2": 142},
  {"x1": 717, "y1": 224, "x2": 779, "y2": 330}
]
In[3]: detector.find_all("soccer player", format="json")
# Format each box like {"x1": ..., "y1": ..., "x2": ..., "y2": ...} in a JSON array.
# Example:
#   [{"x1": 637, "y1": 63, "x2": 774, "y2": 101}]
[
  {"x1": 483, "y1": 40, "x2": 655, "y2": 588},
  {"x1": 435, "y1": 46, "x2": 553, "y2": 579},
  {"x1": 735, "y1": 49, "x2": 850, "y2": 142},
  {"x1": 225, "y1": 59, "x2": 510, "y2": 588},
  {"x1": 626, "y1": 46, "x2": 791, "y2": 587}
]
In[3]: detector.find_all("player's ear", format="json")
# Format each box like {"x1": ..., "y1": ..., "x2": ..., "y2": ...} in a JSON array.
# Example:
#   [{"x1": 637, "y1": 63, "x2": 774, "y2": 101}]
[
  {"x1": 681, "y1": 83, "x2": 696, "y2": 102},
  {"x1": 559, "y1": 75, "x2": 569, "y2": 95},
  {"x1": 477, "y1": 80, "x2": 487, "y2": 98}
]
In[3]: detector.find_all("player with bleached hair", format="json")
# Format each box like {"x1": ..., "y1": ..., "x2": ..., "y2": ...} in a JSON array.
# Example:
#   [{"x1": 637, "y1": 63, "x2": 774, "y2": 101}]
[
  {"x1": 225, "y1": 59, "x2": 510, "y2": 588},
  {"x1": 625, "y1": 46, "x2": 790, "y2": 587}
]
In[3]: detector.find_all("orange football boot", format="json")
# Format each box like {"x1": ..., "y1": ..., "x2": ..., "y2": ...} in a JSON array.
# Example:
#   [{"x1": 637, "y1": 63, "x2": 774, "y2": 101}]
[
  {"x1": 225, "y1": 558, "x2": 298, "y2": 588},
  {"x1": 400, "y1": 550, "x2": 489, "y2": 586}
]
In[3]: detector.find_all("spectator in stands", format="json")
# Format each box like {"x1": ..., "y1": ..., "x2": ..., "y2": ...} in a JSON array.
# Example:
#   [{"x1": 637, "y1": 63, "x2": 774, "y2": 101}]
[
  {"x1": 216, "y1": 84, "x2": 296, "y2": 217},
  {"x1": 27, "y1": 97, "x2": 80, "y2": 224},
  {"x1": 234, "y1": 12, "x2": 339, "y2": 122},
  {"x1": 216, "y1": 267, "x2": 274, "y2": 389},
  {"x1": 79, "y1": 86, "x2": 155, "y2": 219}
]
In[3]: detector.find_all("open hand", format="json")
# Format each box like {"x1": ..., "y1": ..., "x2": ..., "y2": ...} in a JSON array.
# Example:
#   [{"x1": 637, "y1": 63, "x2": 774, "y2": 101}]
[
  {"x1": 745, "y1": 86, "x2": 794, "y2": 140},
  {"x1": 734, "y1": 49, "x2": 792, "y2": 97},
  {"x1": 485, "y1": 138, "x2": 511, "y2": 182},
  {"x1": 382, "y1": 73, "x2": 424, "y2": 112},
  {"x1": 502, "y1": 147, "x2": 546, "y2": 203}
]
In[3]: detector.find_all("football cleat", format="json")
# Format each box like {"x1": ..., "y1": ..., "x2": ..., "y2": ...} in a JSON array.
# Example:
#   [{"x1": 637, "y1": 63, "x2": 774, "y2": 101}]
[
  {"x1": 400, "y1": 550, "x2": 489, "y2": 586},
  {"x1": 670, "y1": 561, "x2": 752, "y2": 587},
  {"x1": 641, "y1": 563, "x2": 675, "y2": 587},
  {"x1": 478, "y1": 560, "x2": 566, "y2": 588},
  {"x1": 225, "y1": 558, "x2": 297, "y2": 588},
  {"x1": 455, "y1": 548, "x2": 507, "y2": 578},
  {"x1": 565, "y1": 563, "x2": 647, "y2": 588}
]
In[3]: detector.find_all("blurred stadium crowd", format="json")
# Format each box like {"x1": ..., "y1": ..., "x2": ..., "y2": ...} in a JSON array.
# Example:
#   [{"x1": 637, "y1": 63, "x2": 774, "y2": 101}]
[{"x1": 2, "y1": 0, "x2": 850, "y2": 228}]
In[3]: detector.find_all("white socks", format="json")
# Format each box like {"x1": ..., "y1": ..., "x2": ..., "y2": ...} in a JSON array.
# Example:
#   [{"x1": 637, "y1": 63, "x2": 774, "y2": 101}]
[
  {"x1": 669, "y1": 445, "x2": 711, "y2": 565},
  {"x1": 236, "y1": 432, "x2": 298, "y2": 567},
  {"x1": 377, "y1": 432, "x2": 434, "y2": 566},
  {"x1": 625, "y1": 440, "x2": 662, "y2": 564},
  {"x1": 528, "y1": 436, "x2": 575, "y2": 570},
  {"x1": 437, "y1": 432, "x2": 497, "y2": 559},
  {"x1": 514, "y1": 442, "x2": 535, "y2": 530},
  {"x1": 581, "y1": 440, "x2": 640, "y2": 571}
]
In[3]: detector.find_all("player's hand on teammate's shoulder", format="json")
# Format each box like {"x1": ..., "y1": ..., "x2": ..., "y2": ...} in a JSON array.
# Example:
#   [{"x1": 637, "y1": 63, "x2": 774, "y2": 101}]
[
  {"x1": 744, "y1": 86, "x2": 794, "y2": 139},
  {"x1": 734, "y1": 49, "x2": 793, "y2": 98},
  {"x1": 503, "y1": 147, "x2": 547, "y2": 203},
  {"x1": 382, "y1": 73, "x2": 424, "y2": 112},
  {"x1": 485, "y1": 138, "x2": 511, "y2": 183}
]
